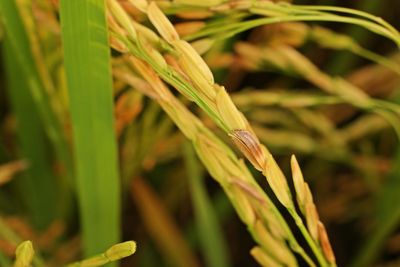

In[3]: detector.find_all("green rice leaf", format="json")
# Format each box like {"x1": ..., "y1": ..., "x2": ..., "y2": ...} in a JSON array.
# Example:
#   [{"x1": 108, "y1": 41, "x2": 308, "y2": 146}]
[
  {"x1": 3, "y1": 40, "x2": 58, "y2": 229},
  {"x1": 59, "y1": 0, "x2": 121, "y2": 258}
]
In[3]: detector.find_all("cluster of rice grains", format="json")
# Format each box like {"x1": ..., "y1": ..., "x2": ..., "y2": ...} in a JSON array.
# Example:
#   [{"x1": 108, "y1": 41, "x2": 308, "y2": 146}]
[
  {"x1": 1, "y1": 0, "x2": 399, "y2": 266},
  {"x1": 103, "y1": 0, "x2": 365, "y2": 266}
]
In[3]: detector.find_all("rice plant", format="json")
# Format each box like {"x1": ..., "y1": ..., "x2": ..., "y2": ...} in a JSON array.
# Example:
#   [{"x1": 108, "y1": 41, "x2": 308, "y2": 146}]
[{"x1": 0, "y1": 0, "x2": 399, "y2": 266}]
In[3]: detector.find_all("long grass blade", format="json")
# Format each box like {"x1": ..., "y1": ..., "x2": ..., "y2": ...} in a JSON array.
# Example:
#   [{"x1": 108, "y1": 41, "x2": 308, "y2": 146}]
[
  {"x1": 59, "y1": 0, "x2": 121, "y2": 257},
  {"x1": 3, "y1": 40, "x2": 58, "y2": 229}
]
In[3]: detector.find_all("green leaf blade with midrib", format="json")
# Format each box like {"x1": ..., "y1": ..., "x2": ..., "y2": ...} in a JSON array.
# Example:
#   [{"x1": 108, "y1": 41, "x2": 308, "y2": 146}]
[{"x1": 59, "y1": 0, "x2": 121, "y2": 259}]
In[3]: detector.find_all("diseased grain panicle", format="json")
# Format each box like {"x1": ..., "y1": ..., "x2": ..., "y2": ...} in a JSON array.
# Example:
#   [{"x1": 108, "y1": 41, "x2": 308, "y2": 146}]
[
  {"x1": 9, "y1": 0, "x2": 400, "y2": 266},
  {"x1": 125, "y1": 57, "x2": 297, "y2": 265},
  {"x1": 230, "y1": 129, "x2": 265, "y2": 171},
  {"x1": 106, "y1": 2, "x2": 338, "y2": 266}
]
